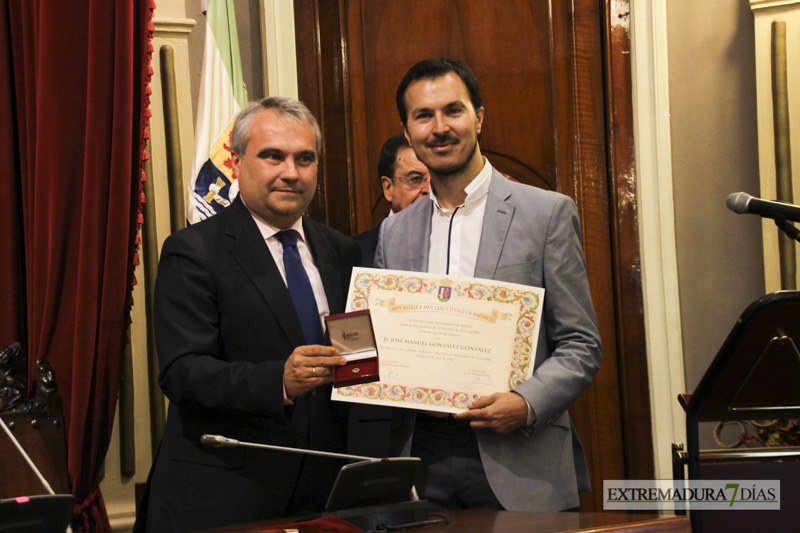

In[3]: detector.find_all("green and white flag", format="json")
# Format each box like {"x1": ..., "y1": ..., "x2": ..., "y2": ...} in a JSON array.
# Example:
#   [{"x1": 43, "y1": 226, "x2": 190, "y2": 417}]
[{"x1": 188, "y1": 0, "x2": 248, "y2": 223}]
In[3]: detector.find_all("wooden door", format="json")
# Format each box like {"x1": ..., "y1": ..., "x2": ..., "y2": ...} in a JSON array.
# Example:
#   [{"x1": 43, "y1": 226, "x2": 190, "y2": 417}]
[{"x1": 294, "y1": 0, "x2": 651, "y2": 511}]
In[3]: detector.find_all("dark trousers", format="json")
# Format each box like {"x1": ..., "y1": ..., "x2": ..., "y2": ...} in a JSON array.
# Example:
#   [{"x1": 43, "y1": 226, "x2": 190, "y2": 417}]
[{"x1": 411, "y1": 414, "x2": 504, "y2": 510}]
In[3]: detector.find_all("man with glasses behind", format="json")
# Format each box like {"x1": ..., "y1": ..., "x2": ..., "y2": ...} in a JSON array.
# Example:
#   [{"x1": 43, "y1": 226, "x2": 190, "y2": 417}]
[
  {"x1": 348, "y1": 134, "x2": 430, "y2": 460},
  {"x1": 355, "y1": 133, "x2": 430, "y2": 267}
]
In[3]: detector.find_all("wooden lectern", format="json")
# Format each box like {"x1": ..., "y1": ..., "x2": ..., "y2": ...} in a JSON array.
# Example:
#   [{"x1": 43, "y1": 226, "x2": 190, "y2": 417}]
[{"x1": 674, "y1": 291, "x2": 800, "y2": 532}]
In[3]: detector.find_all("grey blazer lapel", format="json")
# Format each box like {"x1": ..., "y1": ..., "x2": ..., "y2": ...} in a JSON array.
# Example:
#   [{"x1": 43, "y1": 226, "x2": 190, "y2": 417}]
[
  {"x1": 474, "y1": 171, "x2": 515, "y2": 279},
  {"x1": 226, "y1": 199, "x2": 306, "y2": 348},
  {"x1": 409, "y1": 199, "x2": 434, "y2": 271},
  {"x1": 388, "y1": 197, "x2": 433, "y2": 271}
]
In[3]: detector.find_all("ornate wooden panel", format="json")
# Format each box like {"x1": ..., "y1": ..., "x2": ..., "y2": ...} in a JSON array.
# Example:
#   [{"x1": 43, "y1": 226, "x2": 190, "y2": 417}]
[{"x1": 345, "y1": 0, "x2": 557, "y2": 230}]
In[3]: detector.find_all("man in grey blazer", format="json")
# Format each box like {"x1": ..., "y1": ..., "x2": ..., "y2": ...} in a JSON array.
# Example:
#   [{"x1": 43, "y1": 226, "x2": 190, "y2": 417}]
[{"x1": 374, "y1": 57, "x2": 602, "y2": 511}]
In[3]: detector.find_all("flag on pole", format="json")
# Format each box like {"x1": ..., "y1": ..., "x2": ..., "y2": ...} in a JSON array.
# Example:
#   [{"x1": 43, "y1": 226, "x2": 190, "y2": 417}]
[{"x1": 188, "y1": 0, "x2": 248, "y2": 223}]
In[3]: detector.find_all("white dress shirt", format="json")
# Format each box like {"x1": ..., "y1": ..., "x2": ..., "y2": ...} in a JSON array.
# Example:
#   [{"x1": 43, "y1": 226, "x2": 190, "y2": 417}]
[
  {"x1": 428, "y1": 160, "x2": 536, "y2": 426},
  {"x1": 247, "y1": 212, "x2": 331, "y2": 334},
  {"x1": 428, "y1": 158, "x2": 492, "y2": 275}
]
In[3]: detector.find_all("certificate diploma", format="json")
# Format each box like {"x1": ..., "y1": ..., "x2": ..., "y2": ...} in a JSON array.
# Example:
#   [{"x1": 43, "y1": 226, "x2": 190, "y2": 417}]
[{"x1": 332, "y1": 267, "x2": 545, "y2": 413}]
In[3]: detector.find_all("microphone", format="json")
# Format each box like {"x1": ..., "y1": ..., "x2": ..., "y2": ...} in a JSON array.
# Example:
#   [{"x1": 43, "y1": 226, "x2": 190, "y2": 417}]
[
  {"x1": 198, "y1": 434, "x2": 426, "y2": 528},
  {"x1": 200, "y1": 434, "x2": 376, "y2": 462},
  {"x1": 726, "y1": 192, "x2": 800, "y2": 222},
  {"x1": 199, "y1": 434, "x2": 239, "y2": 448}
]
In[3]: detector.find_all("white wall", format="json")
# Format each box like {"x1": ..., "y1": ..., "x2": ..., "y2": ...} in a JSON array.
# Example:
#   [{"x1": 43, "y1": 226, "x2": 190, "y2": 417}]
[{"x1": 667, "y1": 0, "x2": 765, "y2": 449}]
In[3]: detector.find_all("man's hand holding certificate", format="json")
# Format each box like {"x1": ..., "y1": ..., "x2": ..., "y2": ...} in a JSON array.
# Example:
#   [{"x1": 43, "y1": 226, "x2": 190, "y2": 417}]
[
  {"x1": 452, "y1": 391, "x2": 532, "y2": 433},
  {"x1": 332, "y1": 267, "x2": 545, "y2": 415}
]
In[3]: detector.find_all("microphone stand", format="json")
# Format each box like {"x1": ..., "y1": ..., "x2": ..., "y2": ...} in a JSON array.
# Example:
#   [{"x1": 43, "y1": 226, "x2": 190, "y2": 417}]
[{"x1": 774, "y1": 216, "x2": 800, "y2": 243}]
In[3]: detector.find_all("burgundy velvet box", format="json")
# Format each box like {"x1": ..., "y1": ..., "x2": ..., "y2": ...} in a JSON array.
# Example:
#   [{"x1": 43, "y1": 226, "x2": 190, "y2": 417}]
[{"x1": 325, "y1": 309, "x2": 380, "y2": 387}]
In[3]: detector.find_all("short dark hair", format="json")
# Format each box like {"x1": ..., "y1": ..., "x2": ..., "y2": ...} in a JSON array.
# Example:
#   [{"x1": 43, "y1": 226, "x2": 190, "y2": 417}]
[
  {"x1": 377, "y1": 133, "x2": 410, "y2": 181},
  {"x1": 395, "y1": 57, "x2": 482, "y2": 126},
  {"x1": 231, "y1": 96, "x2": 322, "y2": 156}
]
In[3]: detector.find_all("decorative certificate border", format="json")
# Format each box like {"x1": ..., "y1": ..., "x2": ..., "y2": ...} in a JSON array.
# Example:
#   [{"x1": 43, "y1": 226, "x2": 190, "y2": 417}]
[{"x1": 336, "y1": 271, "x2": 542, "y2": 410}]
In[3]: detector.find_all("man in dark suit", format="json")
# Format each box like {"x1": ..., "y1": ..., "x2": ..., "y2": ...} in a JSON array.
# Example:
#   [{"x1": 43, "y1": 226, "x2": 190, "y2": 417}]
[
  {"x1": 355, "y1": 133, "x2": 430, "y2": 267},
  {"x1": 375, "y1": 58, "x2": 602, "y2": 511},
  {"x1": 135, "y1": 97, "x2": 360, "y2": 531}
]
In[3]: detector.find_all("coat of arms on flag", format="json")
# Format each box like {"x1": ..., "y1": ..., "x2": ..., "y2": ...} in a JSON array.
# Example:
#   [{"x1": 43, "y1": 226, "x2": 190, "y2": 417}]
[{"x1": 192, "y1": 120, "x2": 237, "y2": 219}]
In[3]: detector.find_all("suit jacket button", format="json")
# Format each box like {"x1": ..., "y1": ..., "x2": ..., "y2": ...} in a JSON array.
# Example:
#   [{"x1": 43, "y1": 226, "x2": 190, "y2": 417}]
[{"x1": 310, "y1": 388, "x2": 317, "y2": 396}]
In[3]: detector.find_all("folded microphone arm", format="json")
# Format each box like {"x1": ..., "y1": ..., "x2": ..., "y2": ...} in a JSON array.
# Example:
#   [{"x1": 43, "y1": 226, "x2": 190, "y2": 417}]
[
  {"x1": 1, "y1": 417, "x2": 57, "y2": 496},
  {"x1": 0, "y1": 416, "x2": 74, "y2": 533},
  {"x1": 773, "y1": 216, "x2": 800, "y2": 243}
]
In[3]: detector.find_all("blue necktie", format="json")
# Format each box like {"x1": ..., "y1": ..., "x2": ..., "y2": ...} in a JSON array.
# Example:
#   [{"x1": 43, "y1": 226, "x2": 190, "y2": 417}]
[{"x1": 276, "y1": 230, "x2": 324, "y2": 345}]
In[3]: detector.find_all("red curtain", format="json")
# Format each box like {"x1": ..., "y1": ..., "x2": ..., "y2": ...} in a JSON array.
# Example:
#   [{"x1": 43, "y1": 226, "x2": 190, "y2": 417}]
[
  {"x1": 0, "y1": 1, "x2": 25, "y2": 344},
  {"x1": 0, "y1": 1, "x2": 154, "y2": 531}
]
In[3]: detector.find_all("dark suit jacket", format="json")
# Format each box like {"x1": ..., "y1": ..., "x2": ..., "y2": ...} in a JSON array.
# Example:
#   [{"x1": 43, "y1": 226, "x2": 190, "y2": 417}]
[
  {"x1": 354, "y1": 224, "x2": 380, "y2": 268},
  {"x1": 136, "y1": 197, "x2": 360, "y2": 531},
  {"x1": 349, "y1": 222, "x2": 399, "y2": 458}
]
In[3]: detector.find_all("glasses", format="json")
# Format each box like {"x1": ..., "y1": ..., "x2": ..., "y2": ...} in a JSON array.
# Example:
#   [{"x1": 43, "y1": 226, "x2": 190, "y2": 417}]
[{"x1": 393, "y1": 175, "x2": 429, "y2": 189}]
